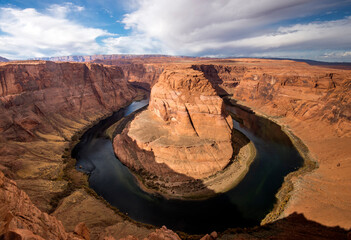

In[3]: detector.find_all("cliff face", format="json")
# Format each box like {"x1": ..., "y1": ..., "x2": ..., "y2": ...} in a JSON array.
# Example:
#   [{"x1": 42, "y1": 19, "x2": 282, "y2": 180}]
[
  {"x1": 0, "y1": 61, "x2": 153, "y2": 239},
  {"x1": 114, "y1": 67, "x2": 234, "y2": 183},
  {"x1": 149, "y1": 68, "x2": 233, "y2": 141},
  {"x1": 1, "y1": 58, "x2": 351, "y2": 238},
  {"x1": 0, "y1": 61, "x2": 137, "y2": 142},
  {"x1": 192, "y1": 61, "x2": 351, "y2": 135},
  {"x1": 118, "y1": 63, "x2": 164, "y2": 90},
  {"x1": 193, "y1": 59, "x2": 351, "y2": 228}
]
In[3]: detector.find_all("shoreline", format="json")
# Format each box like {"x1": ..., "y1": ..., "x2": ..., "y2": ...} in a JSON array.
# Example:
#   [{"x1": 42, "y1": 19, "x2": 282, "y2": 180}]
[
  {"x1": 109, "y1": 107, "x2": 257, "y2": 200},
  {"x1": 129, "y1": 136, "x2": 257, "y2": 201},
  {"x1": 225, "y1": 98, "x2": 319, "y2": 225}
]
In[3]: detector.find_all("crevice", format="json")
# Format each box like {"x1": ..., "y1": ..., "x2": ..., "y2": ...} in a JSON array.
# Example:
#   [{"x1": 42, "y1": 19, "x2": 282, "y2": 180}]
[{"x1": 184, "y1": 104, "x2": 199, "y2": 137}]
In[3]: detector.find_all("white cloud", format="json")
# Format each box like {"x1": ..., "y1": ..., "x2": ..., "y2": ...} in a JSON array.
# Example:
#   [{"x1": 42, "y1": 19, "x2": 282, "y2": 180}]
[
  {"x1": 47, "y1": 2, "x2": 84, "y2": 18},
  {"x1": 0, "y1": 4, "x2": 109, "y2": 59},
  {"x1": 321, "y1": 51, "x2": 351, "y2": 61},
  {"x1": 113, "y1": 0, "x2": 351, "y2": 60},
  {"x1": 217, "y1": 17, "x2": 351, "y2": 50},
  {"x1": 102, "y1": 35, "x2": 165, "y2": 54},
  {"x1": 0, "y1": 0, "x2": 351, "y2": 61}
]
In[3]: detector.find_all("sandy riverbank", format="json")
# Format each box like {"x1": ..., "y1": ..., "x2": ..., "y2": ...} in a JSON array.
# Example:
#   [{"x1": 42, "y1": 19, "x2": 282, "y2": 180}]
[
  {"x1": 108, "y1": 110, "x2": 257, "y2": 200},
  {"x1": 132, "y1": 135, "x2": 256, "y2": 200},
  {"x1": 230, "y1": 98, "x2": 351, "y2": 229}
]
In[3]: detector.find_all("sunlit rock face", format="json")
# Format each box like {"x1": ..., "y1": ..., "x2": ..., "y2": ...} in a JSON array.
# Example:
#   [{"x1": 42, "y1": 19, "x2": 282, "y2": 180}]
[{"x1": 114, "y1": 67, "x2": 233, "y2": 180}]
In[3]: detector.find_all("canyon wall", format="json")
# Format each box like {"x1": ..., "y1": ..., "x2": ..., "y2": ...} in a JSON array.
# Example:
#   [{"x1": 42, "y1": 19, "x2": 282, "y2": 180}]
[
  {"x1": 193, "y1": 59, "x2": 351, "y2": 229},
  {"x1": 0, "y1": 58, "x2": 350, "y2": 239},
  {"x1": 0, "y1": 61, "x2": 163, "y2": 239},
  {"x1": 117, "y1": 63, "x2": 164, "y2": 90},
  {"x1": 0, "y1": 61, "x2": 136, "y2": 142},
  {"x1": 192, "y1": 60, "x2": 351, "y2": 134}
]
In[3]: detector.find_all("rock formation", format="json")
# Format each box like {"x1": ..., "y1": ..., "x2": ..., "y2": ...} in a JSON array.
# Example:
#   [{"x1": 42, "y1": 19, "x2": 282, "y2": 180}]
[
  {"x1": 192, "y1": 59, "x2": 351, "y2": 228},
  {"x1": 113, "y1": 66, "x2": 240, "y2": 198},
  {"x1": 0, "y1": 60, "x2": 156, "y2": 239},
  {"x1": 0, "y1": 57, "x2": 351, "y2": 239},
  {"x1": 0, "y1": 61, "x2": 137, "y2": 142},
  {"x1": 0, "y1": 171, "x2": 82, "y2": 239}
]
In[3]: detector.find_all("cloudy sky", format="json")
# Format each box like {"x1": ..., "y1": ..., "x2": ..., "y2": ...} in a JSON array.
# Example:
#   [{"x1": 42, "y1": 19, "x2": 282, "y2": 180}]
[{"x1": 0, "y1": 0, "x2": 351, "y2": 61}]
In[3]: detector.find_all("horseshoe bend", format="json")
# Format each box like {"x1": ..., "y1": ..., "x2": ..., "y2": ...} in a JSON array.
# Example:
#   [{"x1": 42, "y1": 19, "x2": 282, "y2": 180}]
[
  {"x1": 113, "y1": 67, "x2": 255, "y2": 199},
  {"x1": 0, "y1": 57, "x2": 350, "y2": 239}
]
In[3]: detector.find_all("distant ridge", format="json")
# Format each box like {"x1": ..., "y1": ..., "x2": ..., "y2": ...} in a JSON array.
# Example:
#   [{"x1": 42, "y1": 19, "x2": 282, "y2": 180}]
[
  {"x1": 30, "y1": 54, "x2": 202, "y2": 63},
  {"x1": 262, "y1": 57, "x2": 351, "y2": 70},
  {"x1": 0, "y1": 56, "x2": 9, "y2": 62}
]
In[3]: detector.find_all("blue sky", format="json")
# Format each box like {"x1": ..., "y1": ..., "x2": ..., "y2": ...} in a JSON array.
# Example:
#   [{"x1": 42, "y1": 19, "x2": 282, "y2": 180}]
[{"x1": 0, "y1": 0, "x2": 351, "y2": 61}]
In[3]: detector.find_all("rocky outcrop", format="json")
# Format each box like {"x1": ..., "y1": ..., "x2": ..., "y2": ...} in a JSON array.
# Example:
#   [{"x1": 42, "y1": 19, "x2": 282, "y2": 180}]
[
  {"x1": 0, "y1": 171, "x2": 82, "y2": 239},
  {"x1": 114, "y1": 67, "x2": 233, "y2": 182},
  {"x1": 119, "y1": 226, "x2": 181, "y2": 240},
  {"x1": 112, "y1": 67, "x2": 246, "y2": 199}
]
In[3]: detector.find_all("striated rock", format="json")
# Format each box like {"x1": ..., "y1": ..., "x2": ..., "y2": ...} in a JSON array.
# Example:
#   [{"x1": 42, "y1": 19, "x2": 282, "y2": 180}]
[
  {"x1": 0, "y1": 56, "x2": 351, "y2": 238},
  {"x1": 192, "y1": 59, "x2": 351, "y2": 228},
  {"x1": 118, "y1": 63, "x2": 164, "y2": 90},
  {"x1": 0, "y1": 60, "x2": 138, "y2": 212},
  {"x1": 0, "y1": 171, "x2": 81, "y2": 239},
  {"x1": 0, "y1": 60, "x2": 137, "y2": 142},
  {"x1": 192, "y1": 60, "x2": 351, "y2": 135},
  {"x1": 149, "y1": 67, "x2": 233, "y2": 141},
  {"x1": 74, "y1": 222, "x2": 90, "y2": 240},
  {"x1": 114, "y1": 67, "x2": 233, "y2": 182}
]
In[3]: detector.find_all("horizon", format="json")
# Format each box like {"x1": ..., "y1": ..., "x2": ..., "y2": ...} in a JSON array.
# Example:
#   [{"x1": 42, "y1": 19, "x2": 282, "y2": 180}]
[{"x1": 1, "y1": 0, "x2": 351, "y2": 62}]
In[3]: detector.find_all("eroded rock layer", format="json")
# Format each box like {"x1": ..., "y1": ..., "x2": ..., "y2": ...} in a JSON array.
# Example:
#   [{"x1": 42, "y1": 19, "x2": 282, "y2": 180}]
[
  {"x1": 191, "y1": 59, "x2": 351, "y2": 228},
  {"x1": 1, "y1": 57, "x2": 351, "y2": 238},
  {"x1": 114, "y1": 67, "x2": 233, "y2": 181}
]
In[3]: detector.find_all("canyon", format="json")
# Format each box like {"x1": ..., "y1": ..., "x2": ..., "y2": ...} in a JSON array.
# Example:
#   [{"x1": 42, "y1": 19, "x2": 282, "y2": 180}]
[
  {"x1": 113, "y1": 66, "x2": 257, "y2": 199},
  {"x1": 0, "y1": 57, "x2": 350, "y2": 239}
]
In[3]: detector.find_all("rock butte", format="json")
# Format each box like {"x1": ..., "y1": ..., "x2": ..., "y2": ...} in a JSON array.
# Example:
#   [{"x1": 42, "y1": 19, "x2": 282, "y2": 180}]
[
  {"x1": 114, "y1": 67, "x2": 234, "y2": 181},
  {"x1": 0, "y1": 57, "x2": 350, "y2": 239}
]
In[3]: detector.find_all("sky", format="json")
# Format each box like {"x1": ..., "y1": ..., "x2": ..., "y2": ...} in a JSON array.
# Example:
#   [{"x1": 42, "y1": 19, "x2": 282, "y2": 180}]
[{"x1": 0, "y1": 0, "x2": 351, "y2": 61}]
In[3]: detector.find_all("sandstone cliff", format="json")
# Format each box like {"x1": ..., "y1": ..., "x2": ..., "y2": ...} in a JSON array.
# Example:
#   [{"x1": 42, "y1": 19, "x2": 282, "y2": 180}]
[
  {"x1": 0, "y1": 61, "x2": 159, "y2": 239},
  {"x1": 114, "y1": 67, "x2": 233, "y2": 182},
  {"x1": 0, "y1": 61, "x2": 137, "y2": 142},
  {"x1": 192, "y1": 59, "x2": 351, "y2": 228},
  {"x1": 192, "y1": 60, "x2": 351, "y2": 135},
  {"x1": 1, "y1": 58, "x2": 351, "y2": 239}
]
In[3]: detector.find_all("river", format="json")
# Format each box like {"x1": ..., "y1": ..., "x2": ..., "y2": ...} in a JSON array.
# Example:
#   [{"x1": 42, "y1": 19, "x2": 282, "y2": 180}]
[{"x1": 72, "y1": 99, "x2": 303, "y2": 234}]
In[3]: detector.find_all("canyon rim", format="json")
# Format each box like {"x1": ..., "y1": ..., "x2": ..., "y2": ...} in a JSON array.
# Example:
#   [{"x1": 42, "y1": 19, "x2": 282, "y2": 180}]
[
  {"x1": 0, "y1": 57, "x2": 350, "y2": 240},
  {"x1": 1, "y1": 1, "x2": 351, "y2": 239}
]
